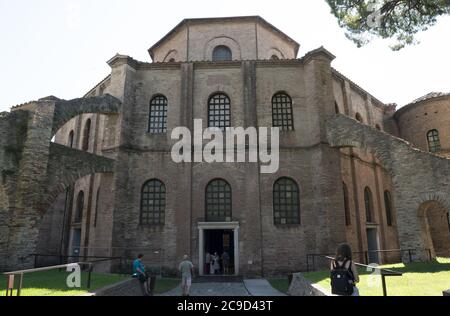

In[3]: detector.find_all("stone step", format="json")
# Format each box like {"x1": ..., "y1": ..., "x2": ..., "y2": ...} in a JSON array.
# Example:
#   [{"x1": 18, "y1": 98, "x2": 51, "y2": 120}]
[{"x1": 194, "y1": 275, "x2": 244, "y2": 283}]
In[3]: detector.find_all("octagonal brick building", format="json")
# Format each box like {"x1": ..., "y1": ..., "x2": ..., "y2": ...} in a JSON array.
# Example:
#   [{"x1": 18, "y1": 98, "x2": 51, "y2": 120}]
[{"x1": 29, "y1": 16, "x2": 450, "y2": 276}]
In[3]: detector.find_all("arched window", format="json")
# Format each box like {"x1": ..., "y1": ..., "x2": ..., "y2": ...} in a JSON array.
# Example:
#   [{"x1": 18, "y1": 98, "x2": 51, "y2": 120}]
[
  {"x1": 212, "y1": 45, "x2": 232, "y2": 61},
  {"x1": 208, "y1": 93, "x2": 231, "y2": 131},
  {"x1": 270, "y1": 55, "x2": 280, "y2": 60},
  {"x1": 355, "y1": 113, "x2": 363, "y2": 123},
  {"x1": 149, "y1": 95, "x2": 168, "y2": 134},
  {"x1": 272, "y1": 92, "x2": 294, "y2": 131},
  {"x1": 168, "y1": 58, "x2": 175, "y2": 63},
  {"x1": 68, "y1": 130, "x2": 75, "y2": 148},
  {"x1": 427, "y1": 129, "x2": 441, "y2": 153},
  {"x1": 447, "y1": 212, "x2": 450, "y2": 232},
  {"x1": 74, "y1": 191, "x2": 84, "y2": 223},
  {"x1": 335, "y1": 102, "x2": 340, "y2": 114},
  {"x1": 82, "y1": 119, "x2": 91, "y2": 151},
  {"x1": 141, "y1": 180, "x2": 166, "y2": 225},
  {"x1": 94, "y1": 188, "x2": 100, "y2": 228},
  {"x1": 343, "y1": 183, "x2": 351, "y2": 226},
  {"x1": 375, "y1": 124, "x2": 382, "y2": 131},
  {"x1": 206, "y1": 179, "x2": 232, "y2": 222},
  {"x1": 273, "y1": 178, "x2": 300, "y2": 225},
  {"x1": 384, "y1": 191, "x2": 393, "y2": 227},
  {"x1": 364, "y1": 187, "x2": 374, "y2": 223}
]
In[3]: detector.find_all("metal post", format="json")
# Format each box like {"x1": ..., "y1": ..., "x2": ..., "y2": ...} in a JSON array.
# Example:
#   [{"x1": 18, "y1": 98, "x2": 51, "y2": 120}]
[
  {"x1": 87, "y1": 264, "x2": 93, "y2": 289},
  {"x1": 17, "y1": 274, "x2": 23, "y2": 297},
  {"x1": 381, "y1": 274, "x2": 387, "y2": 296},
  {"x1": 365, "y1": 251, "x2": 369, "y2": 265},
  {"x1": 306, "y1": 255, "x2": 310, "y2": 272},
  {"x1": 408, "y1": 249, "x2": 412, "y2": 263},
  {"x1": 428, "y1": 249, "x2": 432, "y2": 261}
]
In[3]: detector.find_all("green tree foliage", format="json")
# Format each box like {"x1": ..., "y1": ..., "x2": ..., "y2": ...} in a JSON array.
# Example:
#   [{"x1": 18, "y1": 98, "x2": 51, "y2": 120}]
[{"x1": 326, "y1": 0, "x2": 450, "y2": 50}]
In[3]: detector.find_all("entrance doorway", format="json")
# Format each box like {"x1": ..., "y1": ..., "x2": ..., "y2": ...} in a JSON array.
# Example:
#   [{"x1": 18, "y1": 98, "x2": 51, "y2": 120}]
[
  {"x1": 204, "y1": 230, "x2": 235, "y2": 275},
  {"x1": 198, "y1": 222, "x2": 240, "y2": 276},
  {"x1": 70, "y1": 229, "x2": 81, "y2": 263},
  {"x1": 367, "y1": 228, "x2": 380, "y2": 264}
]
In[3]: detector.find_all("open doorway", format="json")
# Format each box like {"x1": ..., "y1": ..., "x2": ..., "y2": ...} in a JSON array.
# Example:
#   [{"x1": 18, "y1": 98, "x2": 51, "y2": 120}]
[
  {"x1": 204, "y1": 230, "x2": 235, "y2": 275},
  {"x1": 367, "y1": 228, "x2": 380, "y2": 264}
]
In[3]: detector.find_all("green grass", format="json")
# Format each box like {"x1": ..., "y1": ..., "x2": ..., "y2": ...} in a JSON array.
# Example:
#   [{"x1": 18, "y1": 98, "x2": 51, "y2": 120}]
[
  {"x1": 0, "y1": 270, "x2": 181, "y2": 296},
  {"x1": 302, "y1": 257, "x2": 450, "y2": 296},
  {"x1": 268, "y1": 278, "x2": 291, "y2": 294},
  {"x1": 0, "y1": 270, "x2": 129, "y2": 296}
]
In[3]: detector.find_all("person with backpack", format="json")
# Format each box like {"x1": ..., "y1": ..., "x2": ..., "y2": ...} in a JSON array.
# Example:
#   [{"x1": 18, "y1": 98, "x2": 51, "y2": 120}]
[{"x1": 330, "y1": 243, "x2": 360, "y2": 296}]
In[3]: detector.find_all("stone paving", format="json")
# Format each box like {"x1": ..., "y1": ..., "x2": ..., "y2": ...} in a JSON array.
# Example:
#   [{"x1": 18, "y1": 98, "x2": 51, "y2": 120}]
[
  {"x1": 159, "y1": 279, "x2": 287, "y2": 297},
  {"x1": 159, "y1": 282, "x2": 251, "y2": 296}
]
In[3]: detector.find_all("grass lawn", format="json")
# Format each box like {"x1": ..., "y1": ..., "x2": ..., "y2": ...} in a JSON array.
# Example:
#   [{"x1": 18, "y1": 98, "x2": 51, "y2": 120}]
[
  {"x1": 0, "y1": 270, "x2": 180, "y2": 296},
  {"x1": 270, "y1": 257, "x2": 450, "y2": 296},
  {"x1": 268, "y1": 278, "x2": 291, "y2": 294}
]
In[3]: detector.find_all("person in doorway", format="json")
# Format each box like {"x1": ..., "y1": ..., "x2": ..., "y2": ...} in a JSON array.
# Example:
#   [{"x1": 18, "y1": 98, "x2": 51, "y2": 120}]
[
  {"x1": 330, "y1": 243, "x2": 360, "y2": 296},
  {"x1": 212, "y1": 252, "x2": 221, "y2": 275},
  {"x1": 132, "y1": 254, "x2": 150, "y2": 296},
  {"x1": 221, "y1": 251, "x2": 230, "y2": 275},
  {"x1": 179, "y1": 255, "x2": 194, "y2": 296},
  {"x1": 205, "y1": 252, "x2": 211, "y2": 275}
]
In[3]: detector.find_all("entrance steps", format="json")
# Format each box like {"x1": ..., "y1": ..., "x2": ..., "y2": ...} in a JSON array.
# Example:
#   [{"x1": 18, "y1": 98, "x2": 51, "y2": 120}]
[{"x1": 194, "y1": 275, "x2": 243, "y2": 283}]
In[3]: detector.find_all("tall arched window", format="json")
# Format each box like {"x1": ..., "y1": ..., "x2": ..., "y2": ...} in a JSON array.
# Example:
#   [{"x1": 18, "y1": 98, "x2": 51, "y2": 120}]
[
  {"x1": 206, "y1": 179, "x2": 232, "y2": 222},
  {"x1": 427, "y1": 129, "x2": 441, "y2": 153},
  {"x1": 212, "y1": 45, "x2": 232, "y2": 61},
  {"x1": 447, "y1": 212, "x2": 450, "y2": 232},
  {"x1": 149, "y1": 95, "x2": 168, "y2": 134},
  {"x1": 335, "y1": 102, "x2": 340, "y2": 114},
  {"x1": 82, "y1": 119, "x2": 91, "y2": 151},
  {"x1": 273, "y1": 178, "x2": 300, "y2": 225},
  {"x1": 208, "y1": 93, "x2": 231, "y2": 131},
  {"x1": 141, "y1": 180, "x2": 166, "y2": 225},
  {"x1": 364, "y1": 187, "x2": 374, "y2": 223},
  {"x1": 384, "y1": 191, "x2": 393, "y2": 227},
  {"x1": 74, "y1": 191, "x2": 84, "y2": 223},
  {"x1": 343, "y1": 183, "x2": 351, "y2": 226},
  {"x1": 272, "y1": 92, "x2": 294, "y2": 131},
  {"x1": 94, "y1": 188, "x2": 100, "y2": 228},
  {"x1": 68, "y1": 130, "x2": 75, "y2": 148}
]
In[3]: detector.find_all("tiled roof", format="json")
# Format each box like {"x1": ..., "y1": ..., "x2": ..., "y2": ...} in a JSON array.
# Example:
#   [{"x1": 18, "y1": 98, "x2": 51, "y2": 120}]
[{"x1": 409, "y1": 92, "x2": 450, "y2": 105}]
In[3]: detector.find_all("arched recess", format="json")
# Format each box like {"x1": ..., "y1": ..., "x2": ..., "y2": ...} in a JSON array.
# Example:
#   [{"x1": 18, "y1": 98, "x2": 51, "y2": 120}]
[
  {"x1": 163, "y1": 50, "x2": 179, "y2": 62},
  {"x1": 326, "y1": 114, "x2": 450, "y2": 261},
  {"x1": 417, "y1": 200, "x2": 450, "y2": 258},
  {"x1": 204, "y1": 36, "x2": 241, "y2": 61},
  {"x1": 267, "y1": 47, "x2": 285, "y2": 60}
]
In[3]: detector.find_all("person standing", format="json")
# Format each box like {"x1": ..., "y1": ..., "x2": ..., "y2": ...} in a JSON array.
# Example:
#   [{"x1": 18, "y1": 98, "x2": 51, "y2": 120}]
[
  {"x1": 132, "y1": 254, "x2": 150, "y2": 296},
  {"x1": 330, "y1": 243, "x2": 360, "y2": 296},
  {"x1": 212, "y1": 252, "x2": 221, "y2": 275},
  {"x1": 205, "y1": 252, "x2": 211, "y2": 275},
  {"x1": 221, "y1": 251, "x2": 230, "y2": 275},
  {"x1": 179, "y1": 255, "x2": 194, "y2": 296}
]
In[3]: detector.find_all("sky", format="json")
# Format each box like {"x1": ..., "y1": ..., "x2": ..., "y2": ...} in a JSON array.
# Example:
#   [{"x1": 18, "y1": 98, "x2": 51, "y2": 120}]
[{"x1": 1, "y1": 0, "x2": 449, "y2": 112}]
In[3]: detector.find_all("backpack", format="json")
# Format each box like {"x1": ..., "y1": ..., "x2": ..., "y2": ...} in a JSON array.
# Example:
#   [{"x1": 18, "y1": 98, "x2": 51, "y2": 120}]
[{"x1": 330, "y1": 260, "x2": 354, "y2": 296}]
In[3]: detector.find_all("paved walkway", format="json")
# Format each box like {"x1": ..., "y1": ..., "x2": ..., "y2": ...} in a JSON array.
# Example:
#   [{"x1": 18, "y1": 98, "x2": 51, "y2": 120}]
[
  {"x1": 159, "y1": 282, "x2": 250, "y2": 296},
  {"x1": 159, "y1": 279, "x2": 286, "y2": 297},
  {"x1": 243, "y1": 279, "x2": 287, "y2": 296}
]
